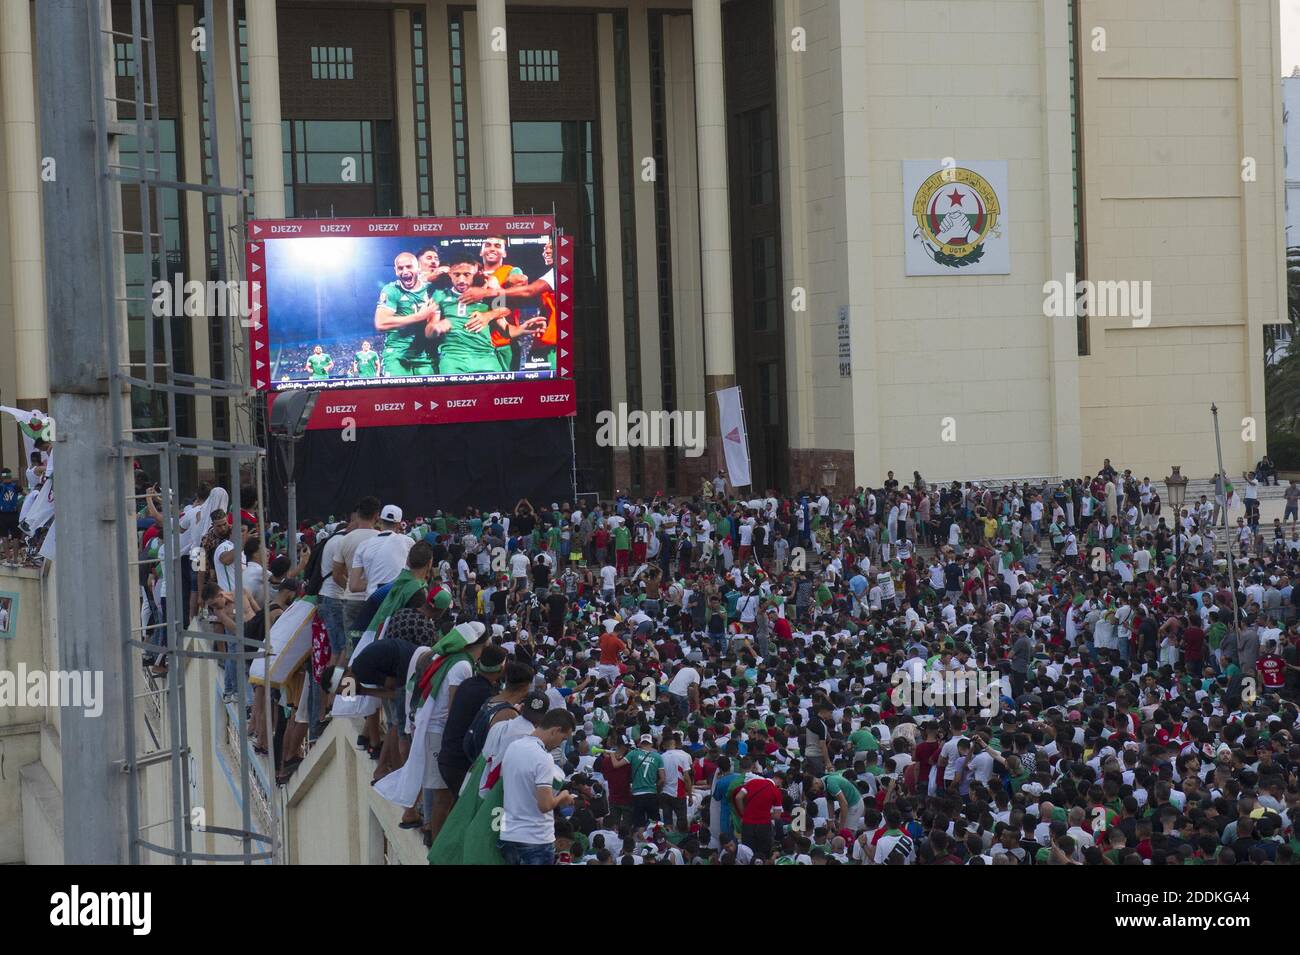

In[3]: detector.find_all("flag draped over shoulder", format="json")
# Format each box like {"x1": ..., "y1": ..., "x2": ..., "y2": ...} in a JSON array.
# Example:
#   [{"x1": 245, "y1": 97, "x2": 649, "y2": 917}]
[
  {"x1": 409, "y1": 626, "x2": 476, "y2": 714},
  {"x1": 349, "y1": 570, "x2": 427, "y2": 663},
  {"x1": 374, "y1": 621, "x2": 485, "y2": 808}
]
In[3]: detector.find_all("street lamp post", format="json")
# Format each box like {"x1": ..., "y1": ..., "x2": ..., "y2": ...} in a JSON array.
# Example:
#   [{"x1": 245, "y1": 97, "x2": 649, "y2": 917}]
[{"x1": 1165, "y1": 466, "x2": 1188, "y2": 598}]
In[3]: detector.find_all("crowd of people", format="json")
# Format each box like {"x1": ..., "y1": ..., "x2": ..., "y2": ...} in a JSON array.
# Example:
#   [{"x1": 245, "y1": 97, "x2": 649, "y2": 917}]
[{"x1": 134, "y1": 459, "x2": 1300, "y2": 865}]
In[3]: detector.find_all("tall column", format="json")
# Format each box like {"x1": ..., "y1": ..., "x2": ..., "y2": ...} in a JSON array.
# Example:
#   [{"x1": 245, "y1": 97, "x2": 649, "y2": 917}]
[
  {"x1": 246, "y1": 0, "x2": 284, "y2": 219},
  {"x1": 773, "y1": 0, "x2": 814, "y2": 472},
  {"x1": 37, "y1": 0, "x2": 130, "y2": 866},
  {"x1": 476, "y1": 0, "x2": 513, "y2": 214},
  {"x1": 177, "y1": 3, "x2": 214, "y2": 478},
  {"x1": 1040, "y1": 0, "x2": 1081, "y2": 477},
  {"x1": 425, "y1": 1, "x2": 456, "y2": 215},
  {"x1": 664, "y1": 15, "x2": 702, "y2": 422},
  {"x1": 393, "y1": 9, "x2": 419, "y2": 215},
  {"x1": 1, "y1": 0, "x2": 49, "y2": 409},
  {"x1": 462, "y1": 11, "x2": 484, "y2": 213},
  {"x1": 692, "y1": 0, "x2": 736, "y2": 474}
]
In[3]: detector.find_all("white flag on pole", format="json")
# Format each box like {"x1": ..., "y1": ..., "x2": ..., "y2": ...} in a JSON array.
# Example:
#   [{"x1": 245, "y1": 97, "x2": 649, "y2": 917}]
[{"x1": 716, "y1": 386, "x2": 752, "y2": 489}]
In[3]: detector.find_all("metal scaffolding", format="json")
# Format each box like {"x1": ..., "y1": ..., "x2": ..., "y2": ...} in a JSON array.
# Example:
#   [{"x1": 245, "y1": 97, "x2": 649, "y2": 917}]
[{"x1": 37, "y1": 0, "x2": 276, "y2": 863}]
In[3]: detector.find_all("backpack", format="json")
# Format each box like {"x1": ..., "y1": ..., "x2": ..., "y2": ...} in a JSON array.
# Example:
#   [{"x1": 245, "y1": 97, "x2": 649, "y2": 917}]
[
  {"x1": 463, "y1": 700, "x2": 518, "y2": 761},
  {"x1": 883, "y1": 833, "x2": 914, "y2": 865}
]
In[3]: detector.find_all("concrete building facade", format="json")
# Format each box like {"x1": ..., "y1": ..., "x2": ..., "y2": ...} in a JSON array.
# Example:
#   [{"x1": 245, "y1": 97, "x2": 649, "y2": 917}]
[{"x1": 0, "y1": 0, "x2": 1287, "y2": 495}]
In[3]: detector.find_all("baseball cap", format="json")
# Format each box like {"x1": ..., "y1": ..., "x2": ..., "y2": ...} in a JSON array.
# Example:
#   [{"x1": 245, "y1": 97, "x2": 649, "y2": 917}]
[
  {"x1": 639, "y1": 733, "x2": 654, "y2": 745},
  {"x1": 380, "y1": 504, "x2": 403, "y2": 523},
  {"x1": 455, "y1": 620, "x2": 490, "y2": 646}
]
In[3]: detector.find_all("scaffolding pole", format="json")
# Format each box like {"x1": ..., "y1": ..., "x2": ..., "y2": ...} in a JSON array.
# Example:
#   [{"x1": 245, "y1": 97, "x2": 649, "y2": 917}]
[
  {"x1": 38, "y1": 0, "x2": 274, "y2": 865},
  {"x1": 36, "y1": 0, "x2": 131, "y2": 865}
]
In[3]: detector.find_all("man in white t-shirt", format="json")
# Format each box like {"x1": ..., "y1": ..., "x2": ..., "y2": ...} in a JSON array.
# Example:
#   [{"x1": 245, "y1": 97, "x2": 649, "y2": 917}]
[
  {"x1": 214, "y1": 520, "x2": 249, "y2": 594},
  {"x1": 320, "y1": 497, "x2": 382, "y2": 660},
  {"x1": 509, "y1": 548, "x2": 531, "y2": 591},
  {"x1": 349, "y1": 505, "x2": 414, "y2": 597},
  {"x1": 499, "y1": 709, "x2": 578, "y2": 864},
  {"x1": 659, "y1": 732, "x2": 694, "y2": 830},
  {"x1": 667, "y1": 664, "x2": 701, "y2": 719},
  {"x1": 1114, "y1": 598, "x2": 1135, "y2": 662}
]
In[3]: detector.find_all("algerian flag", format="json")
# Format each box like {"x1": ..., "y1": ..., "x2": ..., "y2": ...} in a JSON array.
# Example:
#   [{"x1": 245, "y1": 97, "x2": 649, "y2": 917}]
[
  {"x1": 347, "y1": 570, "x2": 428, "y2": 664},
  {"x1": 376, "y1": 621, "x2": 485, "y2": 808},
  {"x1": 409, "y1": 622, "x2": 483, "y2": 713}
]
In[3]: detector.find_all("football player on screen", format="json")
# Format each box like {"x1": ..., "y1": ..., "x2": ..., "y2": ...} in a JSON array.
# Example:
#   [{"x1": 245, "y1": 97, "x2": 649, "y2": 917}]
[
  {"x1": 304, "y1": 344, "x2": 333, "y2": 380},
  {"x1": 374, "y1": 252, "x2": 439, "y2": 377},
  {"x1": 351, "y1": 340, "x2": 380, "y2": 378},
  {"x1": 417, "y1": 246, "x2": 450, "y2": 287},
  {"x1": 423, "y1": 251, "x2": 543, "y2": 375},
  {"x1": 458, "y1": 236, "x2": 558, "y2": 372}
]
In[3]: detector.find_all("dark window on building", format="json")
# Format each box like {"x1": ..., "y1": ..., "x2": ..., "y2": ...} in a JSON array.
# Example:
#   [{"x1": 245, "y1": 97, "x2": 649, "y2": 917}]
[
  {"x1": 613, "y1": 11, "x2": 643, "y2": 491},
  {"x1": 311, "y1": 45, "x2": 354, "y2": 80},
  {"x1": 751, "y1": 235, "x2": 779, "y2": 332},
  {"x1": 648, "y1": 13, "x2": 678, "y2": 492},
  {"x1": 1069, "y1": 0, "x2": 1089, "y2": 356},
  {"x1": 412, "y1": 11, "x2": 432, "y2": 215},
  {"x1": 282, "y1": 120, "x2": 396, "y2": 216},
  {"x1": 724, "y1": 0, "x2": 785, "y2": 490},
  {"x1": 115, "y1": 41, "x2": 136, "y2": 76},
  {"x1": 513, "y1": 121, "x2": 570, "y2": 182},
  {"x1": 518, "y1": 49, "x2": 559, "y2": 83},
  {"x1": 449, "y1": 13, "x2": 471, "y2": 214},
  {"x1": 747, "y1": 107, "x2": 775, "y2": 205},
  {"x1": 239, "y1": 20, "x2": 253, "y2": 221},
  {"x1": 758, "y1": 360, "x2": 780, "y2": 428}
]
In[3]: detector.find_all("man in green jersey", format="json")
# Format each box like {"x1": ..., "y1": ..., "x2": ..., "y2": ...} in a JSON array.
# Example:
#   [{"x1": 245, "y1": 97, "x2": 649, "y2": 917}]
[
  {"x1": 425, "y1": 252, "x2": 543, "y2": 375},
  {"x1": 351, "y1": 340, "x2": 380, "y2": 378},
  {"x1": 374, "y1": 252, "x2": 439, "y2": 376},
  {"x1": 303, "y1": 345, "x2": 333, "y2": 379},
  {"x1": 459, "y1": 236, "x2": 558, "y2": 372},
  {"x1": 622, "y1": 733, "x2": 665, "y2": 828},
  {"x1": 810, "y1": 772, "x2": 865, "y2": 832}
]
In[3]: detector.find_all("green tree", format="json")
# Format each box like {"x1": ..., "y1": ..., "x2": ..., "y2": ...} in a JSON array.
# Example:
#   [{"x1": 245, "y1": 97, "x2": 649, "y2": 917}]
[{"x1": 1264, "y1": 245, "x2": 1300, "y2": 468}]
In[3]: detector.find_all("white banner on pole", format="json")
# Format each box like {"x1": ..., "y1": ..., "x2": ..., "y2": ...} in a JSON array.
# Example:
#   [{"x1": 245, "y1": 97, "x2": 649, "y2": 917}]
[{"x1": 716, "y1": 386, "x2": 752, "y2": 489}]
